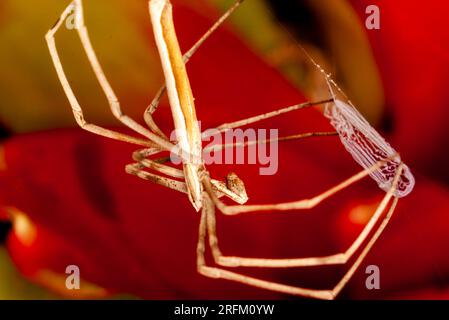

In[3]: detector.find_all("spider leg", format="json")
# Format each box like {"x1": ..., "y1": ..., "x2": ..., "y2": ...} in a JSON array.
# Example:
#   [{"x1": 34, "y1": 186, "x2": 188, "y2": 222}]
[
  {"x1": 47, "y1": 1, "x2": 201, "y2": 163},
  {"x1": 196, "y1": 166, "x2": 401, "y2": 299},
  {"x1": 203, "y1": 131, "x2": 338, "y2": 153},
  {"x1": 133, "y1": 148, "x2": 185, "y2": 179},
  {"x1": 125, "y1": 147, "x2": 188, "y2": 192},
  {"x1": 204, "y1": 156, "x2": 398, "y2": 215},
  {"x1": 65, "y1": 0, "x2": 177, "y2": 152},
  {"x1": 197, "y1": 192, "x2": 334, "y2": 300},
  {"x1": 202, "y1": 99, "x2": 334, "y2": 138},
  {"x1": 205, "y1": 171, "x2": 399, "y2": 268},
  {"x1": 144, "y1": 86, "x2": 170, "y2": 140},
  {"x1": 144, "y1": 0, "x2": 245, "y2": 137},
  {"x1": 45, "y1": 1, "x2": 154, "y2": 148},
  {"x1": 125, "y1": 163, "x2": 187, "y2": 193},
  {"x1": 132, "y1": 148, "x2": 247, "y2": 204}
]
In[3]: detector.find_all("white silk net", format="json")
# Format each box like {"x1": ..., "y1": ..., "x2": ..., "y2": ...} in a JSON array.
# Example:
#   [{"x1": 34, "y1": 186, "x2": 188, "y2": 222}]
[{"x1": 324, "y1": 81, "x2": 415, "y2": 198}]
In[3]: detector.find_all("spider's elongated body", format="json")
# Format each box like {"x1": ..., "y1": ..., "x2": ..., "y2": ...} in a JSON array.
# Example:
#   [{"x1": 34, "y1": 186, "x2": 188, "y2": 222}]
[
  {"x1": 150, "y1": 0, "x2": 205, "y2": 211},
  {"x1": 46, "y1": 0, "x2": 414, "y2": 299}
]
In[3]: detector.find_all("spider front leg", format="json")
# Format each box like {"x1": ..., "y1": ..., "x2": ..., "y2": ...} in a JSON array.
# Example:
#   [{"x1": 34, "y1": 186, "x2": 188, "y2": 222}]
[
  {"x1": 196, "y1": 164, "x2": 402, "y2": 299},
  {"x1": 47, "y1": 0, "x2": 178, "y2": 153},
  {"x1": 202, "y1": 98, "x2": 335, "y2": 139},
  {"x1": 203, "y1": 131, "x2": 338, "y2": 154},
  {"x1": 45, "y1": 2, "x2": 155, "y2": 148}
]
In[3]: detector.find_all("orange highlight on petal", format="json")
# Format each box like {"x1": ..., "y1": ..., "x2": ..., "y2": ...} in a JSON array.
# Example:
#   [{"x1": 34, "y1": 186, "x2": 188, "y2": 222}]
[{"x1": 8, "y1": 207, "x2": 37, "y2": 247}]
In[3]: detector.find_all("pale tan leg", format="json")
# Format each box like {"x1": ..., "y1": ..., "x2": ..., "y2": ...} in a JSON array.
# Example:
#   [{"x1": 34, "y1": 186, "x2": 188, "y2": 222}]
[
  {"x1": 332, "y1": 196, "x2": 398, "y2": 297},
  {"x1": 196, "y1": 167, "x2": 401, "y2": 299},
  {"x1": 133, "y1": 148, "x2": 247, "y2": 204},
  {"x1": 204, "y1": 157, "x2": 398, "y2": 216},
  {"x1": 133, "y1": 148, "x2": 185, "y2": 179},
  {"x1": 143, "y1": 0, "x2": 246, "y2": 136},
  {"x1": 125, "y1": 163, "x2": 188, "y2": 194},
  {"x1": 205, "y1": 172, "x2": 399, "y2": 268},
  {"x1": 203, "y1": 131, "x2": 338, "y2": 153},
  {"x1": 202, "y1": 99, "x2": 334, "y2": 139},
  {"x1": 47, "y1": 1, "x2": 201, "y2": 163},
  {"x1": 45, "y1": 2, "x2": 154, "y2": 148},
  {"x1": 144, "y1": 85, "x2": 170, "y2": 140},
  {"x1": 197, "y1": 192, "x2": 334, "y2": 300},
  {"x1": 62, "y1": 0, "x2": 177, "y2": 152}
]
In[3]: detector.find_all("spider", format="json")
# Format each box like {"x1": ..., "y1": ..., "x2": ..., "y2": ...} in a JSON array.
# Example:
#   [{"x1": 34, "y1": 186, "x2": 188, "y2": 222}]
[{"x1": 46, "y1": 0, "x2": 415, "y2": 299}]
